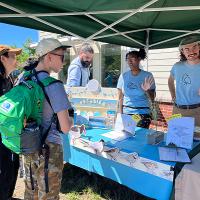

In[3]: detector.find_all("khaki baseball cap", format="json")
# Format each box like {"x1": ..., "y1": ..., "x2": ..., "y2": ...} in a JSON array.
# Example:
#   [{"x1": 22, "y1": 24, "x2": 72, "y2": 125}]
[
  {"x1": 0, "y1": 45, "x2": 22, "y2": 56},
  {"x1": 36, "y1": 38, "x2": 71, "y2": 58},
  {"x1": 179, "y1": 35, "x2": 200, "y2": 50}
]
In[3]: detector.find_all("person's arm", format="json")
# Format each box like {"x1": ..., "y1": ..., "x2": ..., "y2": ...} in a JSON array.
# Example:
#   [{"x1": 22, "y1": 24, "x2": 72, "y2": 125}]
[
  {"x1": 57, "y1": 110, "x2": 73, "y2": 133},
  {"x1": 67, "y1": 65, "x2": 81, "y2": 86},
  {"x1": 168, "y1": 74, "x2": 176, "y2": 101},
  {"x1": 116, "y1": 74, "x2": 124, "y2": 114},
  {"x1": 141, "y1": 76, "x2": 156, "y2": 101},
  {"x1": 118, "y1": 88, "x2": 124, "y2": 114},
  {"x1": 46, "y1": 82, "x2": 73, "y2": 133},
  {"x1": 145, "y1": 89, "x2": 156, "y2": 102}
]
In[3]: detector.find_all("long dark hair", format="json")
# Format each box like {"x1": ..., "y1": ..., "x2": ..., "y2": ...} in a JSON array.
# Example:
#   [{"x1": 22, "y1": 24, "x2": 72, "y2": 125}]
[
  {"x1": 126, "y1": 48, "x2": 147, "y2": 60},
  {"x1": 0, "y1": 52, "x2": 9, "y2": 78}
]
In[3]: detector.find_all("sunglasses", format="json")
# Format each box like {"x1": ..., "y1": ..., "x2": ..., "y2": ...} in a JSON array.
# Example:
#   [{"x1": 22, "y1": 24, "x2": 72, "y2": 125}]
[{"x1": 50, "y1": 53, "x2": 65, "y2": 63}]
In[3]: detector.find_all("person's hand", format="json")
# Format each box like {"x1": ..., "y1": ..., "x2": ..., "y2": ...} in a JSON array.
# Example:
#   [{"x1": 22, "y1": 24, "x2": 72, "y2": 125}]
[
  {"x1": 79, "y1": 124, "x2": 86, "y2": 135},
  {"x1": 141, "y1": 76, "x2": 154, "y2": 91},
  {"x1": 70, "y1": 124, "x2": 86, "y2": 134}
]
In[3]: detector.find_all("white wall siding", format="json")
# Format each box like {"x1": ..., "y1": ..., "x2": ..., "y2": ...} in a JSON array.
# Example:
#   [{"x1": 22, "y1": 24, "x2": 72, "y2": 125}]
[{"x1": 142, "y1": 48, "x2": 179, "y2": 102}]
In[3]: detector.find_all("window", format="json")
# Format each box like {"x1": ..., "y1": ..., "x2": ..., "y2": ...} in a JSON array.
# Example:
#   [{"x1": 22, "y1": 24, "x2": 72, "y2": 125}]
[{"x1": 101, "y1": 44, "x2": 121, "y2": 87}]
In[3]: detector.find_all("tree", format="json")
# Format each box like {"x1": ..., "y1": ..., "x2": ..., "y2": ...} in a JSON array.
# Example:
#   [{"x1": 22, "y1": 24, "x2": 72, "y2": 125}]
[{"x1": 16, "y1": 38, "x2": 36, "y2": 68}]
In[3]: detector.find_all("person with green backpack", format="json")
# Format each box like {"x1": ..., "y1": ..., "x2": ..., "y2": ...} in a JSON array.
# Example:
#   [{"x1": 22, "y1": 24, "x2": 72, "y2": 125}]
[
  {"x1": 21, "y1": 38, "x2": 74, "y2": 200},
  {"x1": 0, "y1": 45, "x2": 22, "y2": 200}
]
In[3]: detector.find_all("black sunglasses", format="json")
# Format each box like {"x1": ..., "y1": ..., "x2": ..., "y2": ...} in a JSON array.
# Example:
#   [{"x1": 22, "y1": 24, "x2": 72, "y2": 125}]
[{"x1": 50, "y1": 53, "x2": 65, "y2": 62}]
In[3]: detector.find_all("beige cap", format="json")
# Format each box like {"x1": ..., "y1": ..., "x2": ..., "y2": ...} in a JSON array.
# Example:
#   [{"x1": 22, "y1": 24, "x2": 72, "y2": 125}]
[
  {"x1": 179, "y1": 35, "x2": 200, "y2": 50},
  {"x1": 36, "y1": 38, "x2": 71, "y2": 58},
  {"x1": 0, "y1": 45, "x2": 22, "y2": 56}
]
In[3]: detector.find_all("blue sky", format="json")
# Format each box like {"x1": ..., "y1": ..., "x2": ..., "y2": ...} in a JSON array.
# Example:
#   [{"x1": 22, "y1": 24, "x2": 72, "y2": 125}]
[{"x1": 0, "y1": 23, "x2": 38, "y2": 47}]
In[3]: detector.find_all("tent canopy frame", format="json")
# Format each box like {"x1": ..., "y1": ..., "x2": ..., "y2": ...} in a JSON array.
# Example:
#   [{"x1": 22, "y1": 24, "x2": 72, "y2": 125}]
[{"x1": 0, "y1": 1, "x2": 200, "y2": 49}]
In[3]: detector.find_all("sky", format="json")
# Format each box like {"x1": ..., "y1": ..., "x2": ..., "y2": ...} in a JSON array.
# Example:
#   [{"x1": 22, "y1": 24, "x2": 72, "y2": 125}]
[{"x1": 0, "y1": 22, "x2": 38, "y2": 47}]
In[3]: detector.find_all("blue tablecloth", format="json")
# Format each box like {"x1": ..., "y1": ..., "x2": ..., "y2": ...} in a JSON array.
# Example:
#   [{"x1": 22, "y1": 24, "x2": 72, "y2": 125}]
[{"x1": 62, "y1": 128, "x2": 184, "y2": 200}]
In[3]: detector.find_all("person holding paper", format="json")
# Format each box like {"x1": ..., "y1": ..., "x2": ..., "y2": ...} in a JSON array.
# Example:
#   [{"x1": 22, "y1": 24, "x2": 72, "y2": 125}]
[
  {"x1": 168, "y1": 35, "x2": 200, "y2": 126},
  {"x1": 117, "y1": 48, "x2": 156, "y2": 128}
]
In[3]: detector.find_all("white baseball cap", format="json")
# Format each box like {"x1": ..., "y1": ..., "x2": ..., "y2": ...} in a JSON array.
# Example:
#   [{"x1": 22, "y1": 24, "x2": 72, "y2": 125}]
[{"x1": 36, "y1": 38, "x2": 71, "y2": 58}]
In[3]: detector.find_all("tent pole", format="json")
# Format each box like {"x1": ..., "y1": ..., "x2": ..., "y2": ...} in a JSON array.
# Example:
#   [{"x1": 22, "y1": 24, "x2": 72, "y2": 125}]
[
  {"x1": 94, "y1": 29, "x2": 147, "y2": 40},
  {"x1": 149, "y1": 28, "x2": 200, "y2": 34},
  {"x1": 85, "y1": 14, "x2": 145, "y2": 46},
  {"x1": 0, "y1": 2, "x2": 83, "y2": 39},
  {"x1": 146, "y1": 29, "x2": 150, "y2": 72},
  {"x1": 86, "y1": 0, "x2": 158, "y2": 40},
  {"x1": 1, "y1": 6, "x2": 200, "y2": 18},
  {"x1": 150, "y1": 28, "x2": 200, "y2": 48}
]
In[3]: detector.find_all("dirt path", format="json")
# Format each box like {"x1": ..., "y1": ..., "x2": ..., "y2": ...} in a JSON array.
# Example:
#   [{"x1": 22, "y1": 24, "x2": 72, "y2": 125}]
[
  {"x1": 13, "y1": 177, "x2": 24, "y2": 199},
  {"x1": 13, "y1": 177, "x2": 66, "y2": 200}
]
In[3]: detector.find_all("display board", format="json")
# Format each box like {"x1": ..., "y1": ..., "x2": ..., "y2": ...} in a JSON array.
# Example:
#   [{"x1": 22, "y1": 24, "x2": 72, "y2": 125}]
[{"x1": 67, "y1": 87, "x2": 119, "y2": 129}]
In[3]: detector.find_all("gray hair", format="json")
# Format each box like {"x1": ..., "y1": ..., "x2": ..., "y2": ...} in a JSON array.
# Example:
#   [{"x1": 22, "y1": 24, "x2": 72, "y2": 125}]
[{"x1": 79, "y1": 43, "x2": 94, "y2": 54}]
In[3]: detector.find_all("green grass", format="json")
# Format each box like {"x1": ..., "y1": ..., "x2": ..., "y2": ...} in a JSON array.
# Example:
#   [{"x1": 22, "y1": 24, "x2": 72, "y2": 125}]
[{"x1": 61, "y1": 163, "x2": 152, "y2": 200}]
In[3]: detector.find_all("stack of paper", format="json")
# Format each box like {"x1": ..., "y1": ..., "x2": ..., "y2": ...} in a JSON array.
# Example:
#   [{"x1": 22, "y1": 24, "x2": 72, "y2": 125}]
[
  {"x1": 159, "y1": 147, "x2": 191, "y2": 163},
  {"x1": 159, "y1": 117, "x2": 194, "y2": 163}
]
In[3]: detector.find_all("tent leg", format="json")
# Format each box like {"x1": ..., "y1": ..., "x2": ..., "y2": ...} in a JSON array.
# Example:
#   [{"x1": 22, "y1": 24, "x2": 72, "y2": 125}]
[{"x1": 145, "y1": 29, "x2": 150, "y2": 71}]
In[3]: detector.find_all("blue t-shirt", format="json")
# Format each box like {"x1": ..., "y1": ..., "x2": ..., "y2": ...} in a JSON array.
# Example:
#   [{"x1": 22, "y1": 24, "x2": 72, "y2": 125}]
[
  {"x1": 37, "y1": 72, "x2": 72, "y2": 145},
  {"x1": 170, "y1": 61, "x2": 200, "y2": 105},
  {"x1": 117, "y1": 70, "x2": 155, "y2": 114},
  {"x1": 66, "y1": 57, "x2": 90, "y2": 87}
]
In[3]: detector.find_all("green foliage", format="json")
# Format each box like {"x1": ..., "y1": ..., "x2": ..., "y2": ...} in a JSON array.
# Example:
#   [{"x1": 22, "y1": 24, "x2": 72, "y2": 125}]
[{"x1": 16, "y1": 38, "x2": 36, "y2": 69}]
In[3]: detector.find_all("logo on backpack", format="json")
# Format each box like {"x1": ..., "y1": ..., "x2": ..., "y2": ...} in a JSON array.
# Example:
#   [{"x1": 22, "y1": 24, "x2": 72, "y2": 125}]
[{"x1": 0, "y1": 100, "x2": 14, "y2": 112}]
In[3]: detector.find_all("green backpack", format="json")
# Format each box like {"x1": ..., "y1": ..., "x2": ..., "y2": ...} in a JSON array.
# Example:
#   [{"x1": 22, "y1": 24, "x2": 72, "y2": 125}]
[{"x1": 0, "y1": 70, "x2": 58, "y2": 154}]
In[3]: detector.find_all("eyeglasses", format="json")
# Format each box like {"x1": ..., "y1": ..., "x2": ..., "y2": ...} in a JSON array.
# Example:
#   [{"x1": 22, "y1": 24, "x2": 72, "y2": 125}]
[{"x1": 50, "y1": 53, "x2": 65, "y2": 62}]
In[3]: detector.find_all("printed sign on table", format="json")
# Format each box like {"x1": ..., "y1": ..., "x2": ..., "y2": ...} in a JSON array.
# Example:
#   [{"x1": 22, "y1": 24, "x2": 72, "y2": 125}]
[
  {"x1": 67, "y1": 87, "x2": 119, "y2": 128},
  {"x1": 166, "y1": 117, "x2": 195, "y2": 149}
]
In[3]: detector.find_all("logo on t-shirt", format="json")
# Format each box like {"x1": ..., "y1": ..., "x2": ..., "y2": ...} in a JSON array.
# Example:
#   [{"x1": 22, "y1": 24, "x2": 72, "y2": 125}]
[
  {"x1": 127, "y1": 82, "x2": 138, "y2": 89},
  {"x1": 181, "y1": 73, "x2": 191, "y2": 86}
]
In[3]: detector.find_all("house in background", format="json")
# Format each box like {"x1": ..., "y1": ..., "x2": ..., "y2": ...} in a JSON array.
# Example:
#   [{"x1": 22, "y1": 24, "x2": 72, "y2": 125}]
[{"x1": 39, "y1": 31, "x2": 180, "y2": 128}]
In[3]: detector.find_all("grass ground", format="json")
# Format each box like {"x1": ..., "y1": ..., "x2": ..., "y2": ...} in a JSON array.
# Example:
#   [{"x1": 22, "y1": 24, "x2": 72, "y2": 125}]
[
  {"x1": 60, "y1": 163, "x2": 152, "y2": 200},
  {"x1": 14, "y1": 163, "x2": 152, "y2": 200}
]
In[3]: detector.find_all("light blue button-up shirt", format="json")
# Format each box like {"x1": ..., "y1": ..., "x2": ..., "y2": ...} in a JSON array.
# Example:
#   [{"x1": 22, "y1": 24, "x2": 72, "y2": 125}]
[{"x1": 66, "y1": 57, "x2": 90, "y2": 87}]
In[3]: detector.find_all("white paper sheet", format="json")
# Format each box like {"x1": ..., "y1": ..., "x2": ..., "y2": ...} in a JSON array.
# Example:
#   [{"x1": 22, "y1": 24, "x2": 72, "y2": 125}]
[
  {"x1": 102, "y1": 130, "x2": 132, "y2": 141},
  {"x1": 159, "y1": 147, "x2": 191, "y2": 163},
  {"x1": 114, "y1": 113, "x2": 136, "y2": 134},
  {"x1": 166, "y1": 117, "x2": 195, "y2": 149}
]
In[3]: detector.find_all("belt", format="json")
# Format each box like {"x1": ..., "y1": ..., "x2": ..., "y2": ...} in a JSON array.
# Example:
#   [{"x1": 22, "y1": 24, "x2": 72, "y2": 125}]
[{"x1": 175, "y1": 103, "x2": 200, "y2": 109}]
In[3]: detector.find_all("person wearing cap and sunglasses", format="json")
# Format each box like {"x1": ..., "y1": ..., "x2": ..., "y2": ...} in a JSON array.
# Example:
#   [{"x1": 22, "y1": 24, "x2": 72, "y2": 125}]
[
  {"x1": 0, "y1": 45, "x2": 22, "y2": 200},
  {"x1": 23, "y1": 38, "x2": 73, "y2": 200},
  {"x1": 168, "y1": 35, "x2": 200, "y2": 126}
]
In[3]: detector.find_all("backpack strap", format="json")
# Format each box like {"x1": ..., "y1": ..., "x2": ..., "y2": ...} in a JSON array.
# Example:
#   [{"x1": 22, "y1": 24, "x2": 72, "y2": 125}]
[
  {"x1": 41, "y1": 76, "x2": 62, "y2": 87},
  {"x1": 32, "y1": 70, "x2": 59, "y2": 141},
  {"x1": 32, "y1": 70, "x2": 62, "y2": 193}
]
